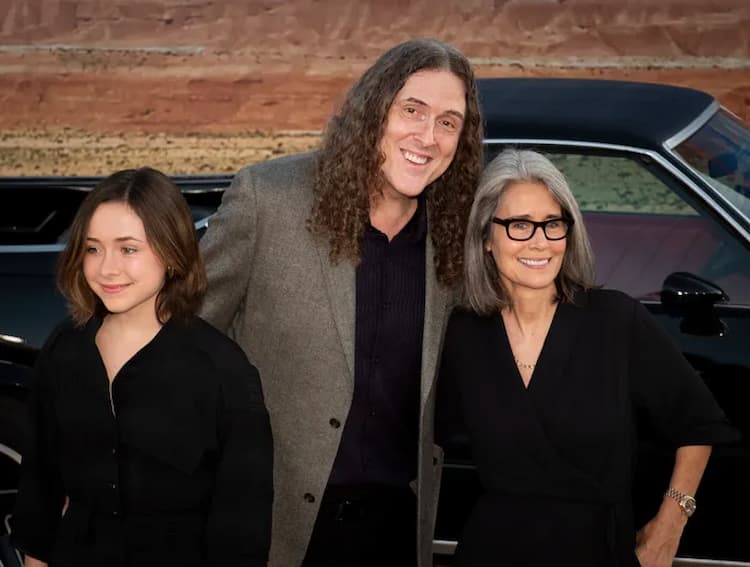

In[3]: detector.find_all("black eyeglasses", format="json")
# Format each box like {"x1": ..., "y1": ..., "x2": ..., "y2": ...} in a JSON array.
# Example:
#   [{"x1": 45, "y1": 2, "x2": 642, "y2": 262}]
[{"x1": 491, "y1": 217, "x2": 574, "y2": 241}]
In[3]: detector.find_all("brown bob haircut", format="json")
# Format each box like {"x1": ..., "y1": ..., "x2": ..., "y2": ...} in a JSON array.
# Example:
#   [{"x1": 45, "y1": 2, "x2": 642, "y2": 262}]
[{"x1": 57, "y1": 167, "x2": 207, "y2": 325}]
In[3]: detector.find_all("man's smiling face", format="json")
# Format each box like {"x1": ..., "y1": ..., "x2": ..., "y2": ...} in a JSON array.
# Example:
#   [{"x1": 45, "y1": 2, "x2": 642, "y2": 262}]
[{"x1": 377, "y1": 69, "x2": 466, "y2": 203}]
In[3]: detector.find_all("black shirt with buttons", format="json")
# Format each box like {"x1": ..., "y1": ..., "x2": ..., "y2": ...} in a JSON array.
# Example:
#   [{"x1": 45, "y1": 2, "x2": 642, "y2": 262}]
[
  {"x1": 11, "y1": 316, "x2": 273, "y2": 567},
  {"x1": 328, "y1": 196, "x2": 427, "y2": 487}
]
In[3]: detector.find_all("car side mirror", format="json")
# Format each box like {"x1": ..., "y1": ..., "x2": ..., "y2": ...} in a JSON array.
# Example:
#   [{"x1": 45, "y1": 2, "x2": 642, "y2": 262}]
[{"x1": 660, "y1": 271, "x2": 728, "y2": 336}]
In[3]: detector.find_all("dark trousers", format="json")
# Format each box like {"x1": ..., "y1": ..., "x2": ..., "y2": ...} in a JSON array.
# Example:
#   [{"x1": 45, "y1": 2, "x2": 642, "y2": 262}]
[{"x1": 302, "y1": 484, "x2": 417, "y2": 567}]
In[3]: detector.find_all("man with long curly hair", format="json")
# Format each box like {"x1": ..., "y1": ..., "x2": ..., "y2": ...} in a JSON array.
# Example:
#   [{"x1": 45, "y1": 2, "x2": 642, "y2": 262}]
[{"x1": 200, "y1": 38, "x2": 483, "y2": 567}]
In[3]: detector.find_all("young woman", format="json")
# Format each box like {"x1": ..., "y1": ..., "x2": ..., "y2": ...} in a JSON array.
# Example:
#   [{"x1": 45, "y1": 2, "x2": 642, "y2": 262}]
[
  {"x1": 11, "y1": 168, "x2": 273, "y2": 567},
  {"x1": 436, "y1": 150, "x2": 738, "y2": 567}
]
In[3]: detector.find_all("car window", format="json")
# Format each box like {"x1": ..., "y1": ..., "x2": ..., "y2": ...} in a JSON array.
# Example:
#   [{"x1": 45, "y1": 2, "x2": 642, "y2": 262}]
[
  {"x1": 0, "y1": 187, "x2": 87, "y2": 245},
  {"x1": 485, "y1": 146, "x2": 750, "y2": 306},
  {"x1": 673, "y1": 108, "x2": 750, "y2": 219}
]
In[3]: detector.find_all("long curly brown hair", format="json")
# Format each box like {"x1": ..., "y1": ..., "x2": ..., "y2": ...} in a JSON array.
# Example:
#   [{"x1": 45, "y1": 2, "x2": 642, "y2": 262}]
[{"x1": 308, "y1": 39, "x2": 483, "y2": 288}]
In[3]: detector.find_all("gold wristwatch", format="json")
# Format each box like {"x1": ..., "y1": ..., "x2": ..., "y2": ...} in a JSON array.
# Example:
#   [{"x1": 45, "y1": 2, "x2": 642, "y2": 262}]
[{"x1": 665, "y1": 486, "x2": 697, "y2": 517}]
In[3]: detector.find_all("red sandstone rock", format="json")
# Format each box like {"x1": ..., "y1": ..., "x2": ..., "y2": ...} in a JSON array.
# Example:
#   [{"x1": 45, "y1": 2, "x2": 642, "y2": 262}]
[{"x1": 0, "y1": 0, "x2": 748, "y2": 133}]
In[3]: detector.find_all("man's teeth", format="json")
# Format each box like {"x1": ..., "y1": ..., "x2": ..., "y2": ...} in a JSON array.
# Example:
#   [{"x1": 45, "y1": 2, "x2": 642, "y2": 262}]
[
  {"x1": 403, "y1": 151, "x2": 428, "y2": 165},
  {"x1": 519, "y1": 258, "x2": 549, "y2": 266}
]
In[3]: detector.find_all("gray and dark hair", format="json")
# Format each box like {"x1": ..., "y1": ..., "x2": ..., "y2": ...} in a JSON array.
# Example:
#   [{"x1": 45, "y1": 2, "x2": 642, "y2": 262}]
[{"x1": 463, "y1": 149, "x2": 596, "y2": 314}]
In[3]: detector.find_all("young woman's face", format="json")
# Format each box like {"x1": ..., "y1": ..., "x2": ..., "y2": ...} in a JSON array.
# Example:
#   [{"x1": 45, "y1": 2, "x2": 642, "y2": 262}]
[
  {"x1": 83, "y1": 202, "x2": 166, "y2": 321},
  {"x1": 486, "y1": 181, "x2": 568, "y2": 299},
  {"x1": 378, "y1": 69, "x2": 466, "y2": 203}
]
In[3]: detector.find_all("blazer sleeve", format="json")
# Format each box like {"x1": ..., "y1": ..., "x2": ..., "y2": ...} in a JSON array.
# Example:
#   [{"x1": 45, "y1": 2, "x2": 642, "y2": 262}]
[
  {"x1": 626, "y1": 297, "x2": 740, "y2": 447},
  {"x1": 200, "y1": 166, "x2": 259, "y2": 333},
  {"x1": 204, "y1": 340, "x2": 273, "y2": 566},
  {"x1": 11, "y1": 328, "x2": 67, "y2": 561}
]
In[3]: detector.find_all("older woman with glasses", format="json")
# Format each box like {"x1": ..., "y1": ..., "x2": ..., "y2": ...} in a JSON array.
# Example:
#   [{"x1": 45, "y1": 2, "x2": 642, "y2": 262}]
[{"x1": 435, "y1": 149, "x2": 738, "y2": 567}]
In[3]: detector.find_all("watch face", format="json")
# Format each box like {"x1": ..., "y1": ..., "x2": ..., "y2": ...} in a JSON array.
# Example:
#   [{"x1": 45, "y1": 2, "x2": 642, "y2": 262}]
[{"x1": 682, "y1": 497, "x2": 697, "y2": 516}]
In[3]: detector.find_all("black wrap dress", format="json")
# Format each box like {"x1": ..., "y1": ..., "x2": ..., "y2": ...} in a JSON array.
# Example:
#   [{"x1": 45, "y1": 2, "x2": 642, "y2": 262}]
[{"x1": 436, "y1": 289, "x2": 738, "y2": 567}]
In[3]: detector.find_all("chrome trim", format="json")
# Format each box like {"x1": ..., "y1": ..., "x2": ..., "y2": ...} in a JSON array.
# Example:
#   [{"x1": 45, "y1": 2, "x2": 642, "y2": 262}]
[
  {"x1": 0, "y1": 443, "x2": 21, "y2": 465},
  {"x1": 483, "y1": 138, "x2": 750, "y2": 246},
  {"x1": 665, "y1": 100, "x2": 720, "y2": 149},
  {"x1": 0, "y1": 243, "x2": 65, "y2": 253},
  {"x1": 432, "y1": 540, "x2": 750, "y2": 566},
  {"x1": 432, "y1": 540, "x2": 457, "y2": 555},
  {"x1": 194, "y1": 215, "x2": 212, "y2": 232},
  {"x1": 2, "y1": 510, "x2": 23, "y2": 567},
  {"x1": 641, "y1": 299, "x2": 750, "y2": 312},
  {"x1": 0, "y1": 219, "x2": 211, "y2": 253},
  {"x1": 484, "y1": 137, "x2": 651, "y2": 154}
]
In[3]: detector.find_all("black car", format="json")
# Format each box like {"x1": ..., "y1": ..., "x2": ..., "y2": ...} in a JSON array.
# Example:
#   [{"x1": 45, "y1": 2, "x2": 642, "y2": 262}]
[{"x1": 1, "y1": 78, "x2": 749, "y2": 566}]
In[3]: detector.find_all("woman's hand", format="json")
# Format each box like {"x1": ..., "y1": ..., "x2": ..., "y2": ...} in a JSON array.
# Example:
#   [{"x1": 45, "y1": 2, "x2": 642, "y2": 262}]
[
  {"x1": 635, "y1": 504, "x2": 686, "y2": 567},
  {"x1": 636, "y1": 445, "x2": 712, "y2": 566},
  {"x1": 24, "y1": 556, "x2": 48, "y2": 567}
]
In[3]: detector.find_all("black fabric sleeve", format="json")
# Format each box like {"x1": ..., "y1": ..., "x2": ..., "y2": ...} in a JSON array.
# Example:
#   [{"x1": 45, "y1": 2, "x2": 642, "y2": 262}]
[
  {"x1": 204, "y1": 341, "x2": 273, "y2": 567},
  {"x1": 627, "y1": 298, "x2": 740, "y2": 447},
  {"x1": 10, "y1": 328, "x2": 67, "y2": 561}
]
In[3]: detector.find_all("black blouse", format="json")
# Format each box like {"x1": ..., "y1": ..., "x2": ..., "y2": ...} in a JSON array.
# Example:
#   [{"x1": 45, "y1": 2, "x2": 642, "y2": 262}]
[
  {"x1": 436, "y1": 289, "x2": 739, "y2": 567},
  {"x1": 11, "y1": 316, "x2": 273, "y2": 567}
]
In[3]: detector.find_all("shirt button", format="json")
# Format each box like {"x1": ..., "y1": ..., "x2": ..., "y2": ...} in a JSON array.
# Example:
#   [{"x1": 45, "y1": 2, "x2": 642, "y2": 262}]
[
  {"x1": 110, "y1": 483, "x2": 117, "y2": 489},
  {"x1": 112, "y1": 510, "x2": 119, "y2": 516},
  {"x1": 111, "y1": 448, "x2": 117, "y2": 455},
  {"x1": 329, "y1": 418, "x2": 341, "y2": 428},
  {"x1": 369, "y1": 410, "x2": 377, "y2": 417},
  {"x1": 303, "y1": 493, "x2": 316, "y2": 503}
]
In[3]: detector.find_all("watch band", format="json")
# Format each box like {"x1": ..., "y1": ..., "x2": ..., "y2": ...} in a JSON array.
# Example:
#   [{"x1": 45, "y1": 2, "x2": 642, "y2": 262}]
[{"x1": 665, "y1": 486, "x2": 697, "y2": 517}]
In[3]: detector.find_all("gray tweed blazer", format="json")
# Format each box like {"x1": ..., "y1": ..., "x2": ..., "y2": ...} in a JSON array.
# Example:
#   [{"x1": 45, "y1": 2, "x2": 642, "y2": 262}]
[{"x1": 199, "y1": 152, "x2": 450, "y2": 567}]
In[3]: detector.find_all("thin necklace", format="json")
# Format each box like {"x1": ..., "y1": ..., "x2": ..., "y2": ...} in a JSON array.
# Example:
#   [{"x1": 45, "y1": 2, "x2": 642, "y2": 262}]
[{"x1": 514, "y1": 357, "x2": 536, "y2": 370}]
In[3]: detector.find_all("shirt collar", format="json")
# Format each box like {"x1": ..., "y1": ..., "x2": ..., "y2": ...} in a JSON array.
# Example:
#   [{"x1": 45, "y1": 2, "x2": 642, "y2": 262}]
[
  {"x1": 366, "y1": 194, "x2": 427, "y2": 244},
  {"x1": 402, "y1": 194, "x2": 428, "y2": 243}
]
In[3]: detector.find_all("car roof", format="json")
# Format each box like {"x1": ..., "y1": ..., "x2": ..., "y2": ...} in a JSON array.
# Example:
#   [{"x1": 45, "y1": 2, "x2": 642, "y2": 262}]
[{"x1": 477, "y1": 78, "x2": 715, "y2": 151}]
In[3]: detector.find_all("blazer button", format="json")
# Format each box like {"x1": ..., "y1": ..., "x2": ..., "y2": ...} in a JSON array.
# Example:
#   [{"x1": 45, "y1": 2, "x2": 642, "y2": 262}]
[
  {"x1": 303, "y1": 492, "x2": 316, "y2": 503},
  {"x1": 329, "y1": 418, "x2": 341, "y2": 428}
]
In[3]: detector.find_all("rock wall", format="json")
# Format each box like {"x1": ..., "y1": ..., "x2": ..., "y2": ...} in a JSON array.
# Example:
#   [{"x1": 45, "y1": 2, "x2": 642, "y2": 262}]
[
  {"x1": 1, "y1": 0, "x2": 749, "y2": 174},
  {"x1": 3, "y1": 0, "x2": 749, "y2": 58}
]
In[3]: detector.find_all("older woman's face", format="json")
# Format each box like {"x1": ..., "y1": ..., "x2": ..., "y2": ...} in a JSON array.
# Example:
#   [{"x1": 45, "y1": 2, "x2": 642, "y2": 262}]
[{"x1": 485, "y1": 181, "x2": 567, "y2": 300}]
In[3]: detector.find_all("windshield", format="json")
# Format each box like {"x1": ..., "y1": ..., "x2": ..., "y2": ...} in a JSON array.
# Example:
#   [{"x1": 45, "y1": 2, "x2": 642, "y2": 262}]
[{"x1": 673, "y1": 108, "x2": 750, "y2": 221}]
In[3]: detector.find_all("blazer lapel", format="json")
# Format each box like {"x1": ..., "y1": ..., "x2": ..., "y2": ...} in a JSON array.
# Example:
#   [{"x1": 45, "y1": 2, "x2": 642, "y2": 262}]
[
  {"x1": 315, "y1": 239, "x2": 356, "y2": 381},
  {"x1": 313, "y1": 214, "x2": 451, "y2": 395},
  {"x1": 420, "y1": 235, "x2": 450, "y2": 407}
]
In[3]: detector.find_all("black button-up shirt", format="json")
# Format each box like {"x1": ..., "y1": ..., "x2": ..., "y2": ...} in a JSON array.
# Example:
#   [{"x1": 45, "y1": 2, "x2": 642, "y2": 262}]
[
  {"x1": 329, "y1": 197, "x2": 427, "y2": 487},
  {"x1": 11, "y1": 316, "x2": 273, "y2": 565}
]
